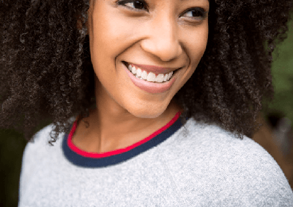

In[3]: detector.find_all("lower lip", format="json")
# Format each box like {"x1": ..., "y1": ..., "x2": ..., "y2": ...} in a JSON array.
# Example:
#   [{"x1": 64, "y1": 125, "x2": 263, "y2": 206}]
[{"x1": 123, "y1": 64, "x2": 176, "y2": 94}]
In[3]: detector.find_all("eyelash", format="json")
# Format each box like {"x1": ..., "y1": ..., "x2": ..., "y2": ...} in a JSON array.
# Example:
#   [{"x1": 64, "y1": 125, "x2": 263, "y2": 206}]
[
  {"x1": 116, "y1": 0, "x2": 207, "y2": 20},
  {"x1": 182, "y1": 8, "x2": 207, "y2": 20},
  {"x1": 117, "y1": 0, "x2": 149, "y2": 11}
]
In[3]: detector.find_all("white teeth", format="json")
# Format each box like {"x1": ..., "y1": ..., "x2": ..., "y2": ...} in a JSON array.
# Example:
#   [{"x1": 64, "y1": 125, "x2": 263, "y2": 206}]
[
  {"x1": 163, "y1": 74, "x2": 169, "y2": 82},
  {"x1": 156, "y1": 74, "x2": 164, "y2": 83},
  {"x1": 141, "y1": 70, "x2": 148, "y2": 80},
  {"x1": 147, "y1": 72, "x2": 156, "y2": 82},
  {"x1": 136, "y1": 68, "x2": 142, "y2": 77},
  {"x1": 131, "y1": 66, "x2": 137, "y2": 75},
  {"x1": 168, "y1": 71, "x2": 173, "y2": 80},
  {"x1": 127, "y1": 63, "x2": 174, "y2": 83}
]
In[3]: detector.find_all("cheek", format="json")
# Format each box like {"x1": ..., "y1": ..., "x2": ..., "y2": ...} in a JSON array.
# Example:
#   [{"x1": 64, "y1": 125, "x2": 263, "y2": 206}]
[
  {"x1": 89, "y1": 16, "x2": 130, "y2": 86},
  {"x1": 89, "y1": 6, "x2": 136, "y2": 62},
  {"x1": 90, "y1": 17, "x2": 121, "y2": 62},
  {"x1": 188, "y1": 30, "x2": 208, "y2": 67},
  {"x1": 175, "y1": 26, "x2": 208, "y2": 89}
]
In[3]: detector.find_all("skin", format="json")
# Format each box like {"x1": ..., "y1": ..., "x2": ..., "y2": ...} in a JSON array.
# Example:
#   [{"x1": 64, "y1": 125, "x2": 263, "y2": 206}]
[{"x1": 72, "y1": 0, "x2": 209, "y2": 153}]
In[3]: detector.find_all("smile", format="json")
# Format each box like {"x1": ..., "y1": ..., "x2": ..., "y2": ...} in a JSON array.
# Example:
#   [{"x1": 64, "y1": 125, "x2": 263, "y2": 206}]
[
  {"x1": 127, "y1": 63, "x2": 173, "y2": 83},
  {"x1": 123, "y1": 62, "x2": 177, "y2": 94}
]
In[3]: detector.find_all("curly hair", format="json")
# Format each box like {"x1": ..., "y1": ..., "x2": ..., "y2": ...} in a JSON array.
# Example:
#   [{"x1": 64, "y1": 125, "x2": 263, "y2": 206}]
[{"x1": 0, "y1": 0, "x2": 292, "y2": 143}]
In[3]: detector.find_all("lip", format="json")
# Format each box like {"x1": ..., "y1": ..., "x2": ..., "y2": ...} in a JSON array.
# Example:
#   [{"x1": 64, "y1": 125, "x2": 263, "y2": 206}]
[
  {"x1": 126, "y1": 62, "x2": 178, "y2": 75},
  {"x1": 123, "y1": 63, "x2": 176, "y2": 94}
]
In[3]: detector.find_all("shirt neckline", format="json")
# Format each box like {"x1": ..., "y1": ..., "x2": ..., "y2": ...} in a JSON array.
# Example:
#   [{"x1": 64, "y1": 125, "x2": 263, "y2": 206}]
[{"x1": 62, "y1": 112, "x2": 183, "y2": 168}]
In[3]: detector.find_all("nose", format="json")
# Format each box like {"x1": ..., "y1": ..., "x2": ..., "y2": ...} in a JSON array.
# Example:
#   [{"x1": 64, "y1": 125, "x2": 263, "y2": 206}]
[{"x1": 140, "y1": 16, "x2": 183, "y2": 62}]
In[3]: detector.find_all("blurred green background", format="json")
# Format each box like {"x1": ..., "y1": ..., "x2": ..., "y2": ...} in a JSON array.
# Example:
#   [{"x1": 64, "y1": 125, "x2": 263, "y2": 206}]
[
  {"x1": 1, "y1": 25, "x2": 293, "y2": 207},
  {"x1": 270, "y1": 24, "x2": 293, "y2": 122}
]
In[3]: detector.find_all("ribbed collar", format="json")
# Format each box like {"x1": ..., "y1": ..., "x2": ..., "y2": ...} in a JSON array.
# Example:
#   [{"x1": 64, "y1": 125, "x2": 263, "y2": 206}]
[{"x1": 62, "y1": 112, "x2": 183, "y2": 168}]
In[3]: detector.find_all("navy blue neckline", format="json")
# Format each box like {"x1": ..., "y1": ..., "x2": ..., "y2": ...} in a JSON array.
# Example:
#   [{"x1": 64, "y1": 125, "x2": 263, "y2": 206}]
[{"x1": 62, "y1": 117, "x2": 183, "y2": 168}]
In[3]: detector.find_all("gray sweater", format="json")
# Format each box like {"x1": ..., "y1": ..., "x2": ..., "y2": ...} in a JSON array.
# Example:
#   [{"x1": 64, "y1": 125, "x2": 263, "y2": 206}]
[{"x1": 18, "y1": 116, "x2": 293, "y2": 206}]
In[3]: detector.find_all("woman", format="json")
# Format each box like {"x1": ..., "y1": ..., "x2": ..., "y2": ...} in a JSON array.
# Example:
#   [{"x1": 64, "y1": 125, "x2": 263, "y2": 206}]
[{"x1": 1, "y1": 0, "x2": 293, "y2": 206}]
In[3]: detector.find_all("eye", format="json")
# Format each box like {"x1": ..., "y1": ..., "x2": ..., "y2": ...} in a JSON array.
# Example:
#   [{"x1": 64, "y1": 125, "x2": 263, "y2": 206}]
[
  {"x1": 117, "y1": 0, "x2": 148, "y2": 11},
  {"x1": 181, "y1": 8, "x2": 206, "y2": 20}
]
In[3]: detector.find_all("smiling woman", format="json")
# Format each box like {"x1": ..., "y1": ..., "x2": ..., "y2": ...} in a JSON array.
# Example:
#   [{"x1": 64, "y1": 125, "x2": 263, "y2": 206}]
[{"x1": 1, "y1": 0, "x2": 293, "y2": 206}]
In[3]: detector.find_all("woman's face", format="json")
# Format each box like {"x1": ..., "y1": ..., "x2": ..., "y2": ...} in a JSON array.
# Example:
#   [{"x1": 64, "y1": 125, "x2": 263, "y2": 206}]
[{"x1": 87, "y1": 0, "x2": 209, "y2": 118}]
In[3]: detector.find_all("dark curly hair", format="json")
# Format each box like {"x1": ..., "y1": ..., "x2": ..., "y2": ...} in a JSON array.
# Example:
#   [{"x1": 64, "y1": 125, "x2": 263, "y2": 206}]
[{"x1": 0, "y1": 0, "x2": 292, "y2": 143}]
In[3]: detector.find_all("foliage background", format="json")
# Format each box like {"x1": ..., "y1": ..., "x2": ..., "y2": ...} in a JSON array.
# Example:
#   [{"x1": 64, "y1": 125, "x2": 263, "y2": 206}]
[
  {"x1": 0, "y1": 23, "x2": 293, "y2": 207},
  {"x1": 270, "y1": 23, "x2": 293, "y2": 123}
]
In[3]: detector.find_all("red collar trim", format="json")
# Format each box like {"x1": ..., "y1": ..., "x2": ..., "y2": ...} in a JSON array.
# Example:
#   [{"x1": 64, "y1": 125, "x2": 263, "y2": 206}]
[{"x1": 67, "y1": 112, "x2": 181, "y2": 158}]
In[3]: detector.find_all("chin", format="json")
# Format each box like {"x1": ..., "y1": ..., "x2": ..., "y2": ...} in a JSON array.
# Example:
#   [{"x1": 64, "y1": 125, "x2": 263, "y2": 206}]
[{"x1": 126, "y1": 103, "x2": 169, "y2": 119}]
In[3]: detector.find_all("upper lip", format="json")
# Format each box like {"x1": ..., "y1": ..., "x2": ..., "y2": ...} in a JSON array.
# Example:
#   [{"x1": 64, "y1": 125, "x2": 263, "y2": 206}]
[{"x1": 124, "y1": 61, "x2": 181, "y2": 74}]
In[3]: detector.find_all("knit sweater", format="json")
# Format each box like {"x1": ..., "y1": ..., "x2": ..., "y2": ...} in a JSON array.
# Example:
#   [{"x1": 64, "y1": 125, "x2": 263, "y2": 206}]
[{"x1": 18, "y1": 113, "x2": 293, "y2": 206}]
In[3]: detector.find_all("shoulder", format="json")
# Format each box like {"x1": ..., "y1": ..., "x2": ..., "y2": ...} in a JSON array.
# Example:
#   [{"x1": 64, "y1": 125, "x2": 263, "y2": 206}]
[
  {"x1": 20, "y1": 124, "x2": 65, "y2": 180},
  {"x1": 23, "y1": 124, "x2": 62, "y2": 157},
  {"x1": 19, "y1": 124, "x2": 69, "y2": 201},
  {"x1": 161, "y1": 118, "x2": 293, "y2": 206},
  {"x1": 174, "y1": 118, "x2": 285, "y2": 166}
]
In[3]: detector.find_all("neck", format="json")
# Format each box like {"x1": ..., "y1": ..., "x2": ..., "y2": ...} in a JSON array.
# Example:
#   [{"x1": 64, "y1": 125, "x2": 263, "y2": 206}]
[{"x1": 72, "y1": 99, "x2": 181, "y2": 153}]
